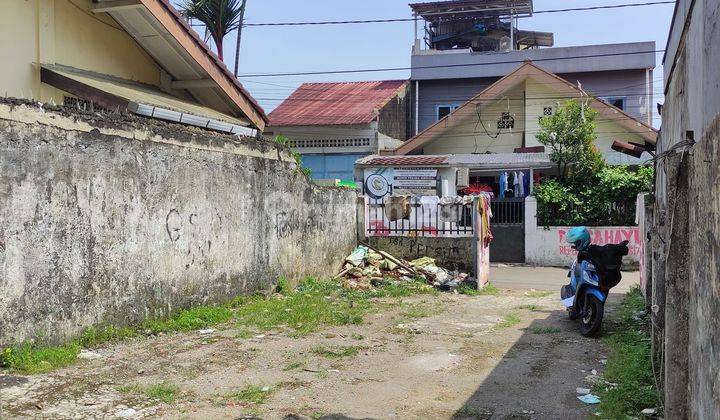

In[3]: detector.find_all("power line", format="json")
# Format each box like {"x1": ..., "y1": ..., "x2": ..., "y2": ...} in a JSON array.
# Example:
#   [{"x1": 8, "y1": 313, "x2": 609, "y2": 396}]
[
  {"x1": 238, "y1": 49, "x2": 664, "y2": 78},
  {"x1": 221, "y1": 1, "x2": 674, "y2": 27}
]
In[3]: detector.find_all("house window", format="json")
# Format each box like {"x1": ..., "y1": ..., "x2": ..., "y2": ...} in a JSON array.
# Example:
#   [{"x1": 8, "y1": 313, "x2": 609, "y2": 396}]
[
  {"x1": 497, "y1": 112, "x2": 515, "y2": 129},
  {"x1": 600, "y1": 96, "x2": 626, "y2": 111},
  {"x1": 436, "y1": 104, "x2": 460, "y2": 120}
]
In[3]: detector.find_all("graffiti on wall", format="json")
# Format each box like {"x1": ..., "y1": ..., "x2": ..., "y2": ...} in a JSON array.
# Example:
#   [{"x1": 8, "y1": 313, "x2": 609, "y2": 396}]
[
  {"x1": 275, "y1": 210, "x2": 326, "y2": 239},
  {"x1": 556, "y1": 227, "x2": 642, "y2": 256}
]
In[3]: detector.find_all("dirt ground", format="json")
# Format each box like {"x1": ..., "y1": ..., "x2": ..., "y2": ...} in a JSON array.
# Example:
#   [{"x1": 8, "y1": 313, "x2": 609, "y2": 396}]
[{"x1": 0, "y1": 269, "x2": 628, "y2": 420}]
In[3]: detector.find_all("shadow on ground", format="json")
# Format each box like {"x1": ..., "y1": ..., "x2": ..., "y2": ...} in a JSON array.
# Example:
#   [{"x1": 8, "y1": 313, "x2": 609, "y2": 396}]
[{"x1": 448, "y1": 291, "x2": 626, "y2": 420}]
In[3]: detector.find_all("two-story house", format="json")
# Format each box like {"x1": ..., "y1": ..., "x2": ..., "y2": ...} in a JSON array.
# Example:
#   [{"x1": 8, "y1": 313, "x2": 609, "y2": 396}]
[{"x1": 409, "y1": 0, "x2": 656, "y2": 151}]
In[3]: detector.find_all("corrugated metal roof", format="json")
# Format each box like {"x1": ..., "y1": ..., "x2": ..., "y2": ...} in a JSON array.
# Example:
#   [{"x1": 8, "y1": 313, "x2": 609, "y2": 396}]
[
  {"x1": 357, "y1": 153, "x2": 552, "y2": 169},
  {"x1": 268, "y1": 80, "x2": 408, "y2": 126},
  {"x1": 360, "y1": 155, "x2": 449, "y2": 166}
]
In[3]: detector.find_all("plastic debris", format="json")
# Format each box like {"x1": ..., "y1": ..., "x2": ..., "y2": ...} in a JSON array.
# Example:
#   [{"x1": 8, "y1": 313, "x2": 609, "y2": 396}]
[
  {"x1": 77, "y1": 350, "x2": 103, "y2": 360},
  {"x1": 576, "y1": 387, "x2": 591, "y2": 395},
  {"x1": 198, "y1": 328, "x2": 215, "y2": 335},
  {"x1": 577, "y1": 394, "x2": 601, "y2": 404},
  {"x1": 641, "y1": 408, "x2": 657, "y2": 415},
  {"x1": 345, "y1": 246, "x2": 369, "y2": 267}
]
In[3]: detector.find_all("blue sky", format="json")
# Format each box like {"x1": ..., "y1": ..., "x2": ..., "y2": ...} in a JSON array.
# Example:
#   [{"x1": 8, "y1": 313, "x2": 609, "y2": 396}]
[{"x1": 181, "y1": 1, "x2": 675, "y2": 124}]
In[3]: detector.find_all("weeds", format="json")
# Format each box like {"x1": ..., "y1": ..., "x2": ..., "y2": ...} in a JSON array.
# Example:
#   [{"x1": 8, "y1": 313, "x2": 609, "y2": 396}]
[
  {"x1": 312, "y1": 345, "x2": 361, "y2": 358},
  {"x1": 0, "y1": 342, "x2": 80, "y2": 374},
  {"x1": 226, "y1": 384, "x2": 273, "y2": 404},
  {"x1": 283, "y1": 361, "x2": 304, "y2": 371},
  {"x1": 1, "y1": 276, "x2": 436, "y2": 375},
  {"x1": 496, "y1": 313, "x2": 521, "y2": 328},
  {"x1": 118, "y1": 381, "x2": 182, "y2": 404},
  {"x1": 595, "y1": 285, "x2": 660, "y2": 418}
]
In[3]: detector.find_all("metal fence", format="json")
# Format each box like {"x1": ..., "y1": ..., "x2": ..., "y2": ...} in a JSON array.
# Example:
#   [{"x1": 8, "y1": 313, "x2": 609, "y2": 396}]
[
  {"x1": 365, "y1": 198, "x2": 474, "y2": 237},
  {"x1": 490, "y1": 198, "x2": 525, "y2": 225}
]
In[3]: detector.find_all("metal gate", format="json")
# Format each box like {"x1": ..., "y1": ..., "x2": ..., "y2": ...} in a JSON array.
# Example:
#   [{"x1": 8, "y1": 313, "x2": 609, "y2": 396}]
[{"x1": 489, "y1": 198, "x2": 525, "y2": 263}]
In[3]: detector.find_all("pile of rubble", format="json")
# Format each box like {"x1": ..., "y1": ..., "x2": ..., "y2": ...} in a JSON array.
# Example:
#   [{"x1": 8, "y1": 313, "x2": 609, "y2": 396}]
[{"x1": 336, "y1": 245, "x2": 476, "y2": 292}]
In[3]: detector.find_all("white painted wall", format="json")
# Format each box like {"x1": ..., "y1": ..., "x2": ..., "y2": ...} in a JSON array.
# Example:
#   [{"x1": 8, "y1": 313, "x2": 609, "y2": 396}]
[{"x1": 524, "y1": 197, "x2": 642, "y2": 267}]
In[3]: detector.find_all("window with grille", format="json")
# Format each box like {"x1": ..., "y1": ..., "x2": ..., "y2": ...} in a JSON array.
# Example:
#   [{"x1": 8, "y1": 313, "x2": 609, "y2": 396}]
[
  {"x1": 497, "y1": 112, "x2": 515, "y2": 129},
  {"x1": 286, "y1": 138, "x2": 371, "y2": 148},
  {"x1": 543, "y1": 107, "x2": 553, "y2": 116}
]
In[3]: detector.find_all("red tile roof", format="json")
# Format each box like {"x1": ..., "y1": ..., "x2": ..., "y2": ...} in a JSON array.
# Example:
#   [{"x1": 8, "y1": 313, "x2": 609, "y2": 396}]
[
  {"x1": 363, "y1": 156, "x2": 448, "y2": 166},
  {"x1": 269, "y1": 80, "x2": 408, "y2": 126}
]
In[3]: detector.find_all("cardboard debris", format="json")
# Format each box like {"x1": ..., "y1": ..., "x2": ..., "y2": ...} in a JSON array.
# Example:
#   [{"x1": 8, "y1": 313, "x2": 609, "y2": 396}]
[{"x1": 336, "y1": 245, "x2": 476, "y2": 292}]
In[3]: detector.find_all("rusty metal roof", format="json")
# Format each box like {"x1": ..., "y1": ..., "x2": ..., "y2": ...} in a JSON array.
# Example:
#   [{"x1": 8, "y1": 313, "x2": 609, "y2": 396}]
[
  {"x1": 358, "y1": 155, "x2": 449, "y2": 167},
  {"x1": 268, "y1": 80, "x2": 408, "y2": 126}
]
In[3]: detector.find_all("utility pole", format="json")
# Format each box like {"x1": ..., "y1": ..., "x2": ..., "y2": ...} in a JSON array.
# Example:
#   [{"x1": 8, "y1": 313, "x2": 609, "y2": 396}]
[{"x1": 233, "y1": 0, "x2": 247, "y2": 77}]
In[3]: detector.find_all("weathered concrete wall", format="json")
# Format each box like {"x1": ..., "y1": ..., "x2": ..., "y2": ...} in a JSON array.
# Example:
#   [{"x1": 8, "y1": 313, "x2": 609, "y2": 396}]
[
  {"x1": 0, "y1": 102, "x2": 357, "y2": 345},
  {"x1": 524, "y1": 198, "x2": 641, "y2": 268},
  {"x1": 364, "y1": 236, "x2": 474, "y2": 272},
  {"x1": 657, "y1": 0, "x2": 720, "y2": 416}
]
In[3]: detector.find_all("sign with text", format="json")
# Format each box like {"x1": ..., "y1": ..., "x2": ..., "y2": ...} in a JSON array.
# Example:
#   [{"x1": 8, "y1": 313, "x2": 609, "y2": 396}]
[{"x1": 393, "y1": 168, "x2": 437, "y2": 196}]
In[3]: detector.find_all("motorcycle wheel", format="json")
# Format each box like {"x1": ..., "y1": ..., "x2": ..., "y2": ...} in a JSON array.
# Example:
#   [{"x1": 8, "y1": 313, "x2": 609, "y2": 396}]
[{"x1": 580, "y1": 296, "x2": 604, "y2": 337}]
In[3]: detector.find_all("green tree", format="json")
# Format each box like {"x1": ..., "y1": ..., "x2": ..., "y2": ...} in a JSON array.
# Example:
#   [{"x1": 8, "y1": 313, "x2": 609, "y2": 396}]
[
  {"x1": 180, "y1": 0, "x2": 244, "y2": 62},
  {"x1": 536, "y1": 99, "x2": 598, "y2": 180}
]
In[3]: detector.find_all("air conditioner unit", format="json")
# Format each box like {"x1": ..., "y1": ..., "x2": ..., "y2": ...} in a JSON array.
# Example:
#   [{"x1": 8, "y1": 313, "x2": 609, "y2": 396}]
[{"x1": 456, "y1": 167, "x2": 470, "y2": 188}]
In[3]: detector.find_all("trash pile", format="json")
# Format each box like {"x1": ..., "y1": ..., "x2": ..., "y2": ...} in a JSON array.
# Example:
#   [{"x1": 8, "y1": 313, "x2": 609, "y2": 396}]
[{"x1": 337, "y1": 245, "x2": 476, "y2": 292}]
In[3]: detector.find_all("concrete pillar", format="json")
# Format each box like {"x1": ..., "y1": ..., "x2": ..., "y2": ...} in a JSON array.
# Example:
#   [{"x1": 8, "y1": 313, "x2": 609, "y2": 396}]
[
  {"x1": 663, "y1": 153, "x2": 690, "y2": 419},
  {"x1": 524, "y1": 196, "x2": 537, "y2": 264}
]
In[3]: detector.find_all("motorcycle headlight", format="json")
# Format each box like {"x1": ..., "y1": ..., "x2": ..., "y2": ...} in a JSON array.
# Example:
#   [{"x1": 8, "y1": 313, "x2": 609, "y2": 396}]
[{"x1": 583, "y1": 270, "x2": 599, "y2": 286}]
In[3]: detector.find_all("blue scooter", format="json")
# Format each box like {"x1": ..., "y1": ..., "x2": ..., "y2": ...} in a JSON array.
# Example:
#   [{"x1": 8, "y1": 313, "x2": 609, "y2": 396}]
[{"x1": 561, "y1": 240, "x2": 629, "y2": 337}]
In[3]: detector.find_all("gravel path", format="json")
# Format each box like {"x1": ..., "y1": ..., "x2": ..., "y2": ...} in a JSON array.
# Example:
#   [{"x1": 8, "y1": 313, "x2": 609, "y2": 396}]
[{"x1": 0, "y1": 286, "x2": 618, "y2": 419}]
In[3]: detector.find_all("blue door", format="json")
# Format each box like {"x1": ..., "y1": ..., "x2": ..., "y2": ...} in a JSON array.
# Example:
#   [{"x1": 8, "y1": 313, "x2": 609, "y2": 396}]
[{"x1": 301, "y1": 154, "x2": 368, "y2": 182}]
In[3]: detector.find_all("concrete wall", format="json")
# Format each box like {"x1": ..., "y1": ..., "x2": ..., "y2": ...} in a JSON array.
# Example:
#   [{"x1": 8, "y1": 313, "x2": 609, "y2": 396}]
[
  {"x1": 364, "y1": 236, "x2": 474, "y2": 272},
  {"x1": 0, "y1": 102, "x2": 358, "y2": 345},
  {"x1": 0, "y1": 0, "x2": 161, "y2": 104},
  {"x1": 656, "y1": 0, "x2": 720, "y2": 416},
  {"x1": 524, "y1": 198, "x2": 642, "y2": 267}
]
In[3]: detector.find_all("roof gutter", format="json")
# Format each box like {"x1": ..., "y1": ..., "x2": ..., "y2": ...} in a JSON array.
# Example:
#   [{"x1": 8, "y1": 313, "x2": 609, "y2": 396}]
[{"x1": 130, "y1": 103, "x2": 258, "y2": 137}]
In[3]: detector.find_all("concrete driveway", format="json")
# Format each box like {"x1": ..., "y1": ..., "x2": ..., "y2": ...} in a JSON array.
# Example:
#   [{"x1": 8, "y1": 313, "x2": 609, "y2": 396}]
[{"x1": 489, "y1": 264, "x2": 639, "y2": 293}]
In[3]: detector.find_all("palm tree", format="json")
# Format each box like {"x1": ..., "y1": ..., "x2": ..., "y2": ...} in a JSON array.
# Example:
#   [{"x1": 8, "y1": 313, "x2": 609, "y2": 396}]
[{"x1": 180, "y1": 0, "x2": 243, "y2": 62}]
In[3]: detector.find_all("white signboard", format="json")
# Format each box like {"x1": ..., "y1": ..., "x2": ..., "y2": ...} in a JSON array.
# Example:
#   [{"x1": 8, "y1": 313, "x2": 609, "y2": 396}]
[{"x1": 393, "y1": 168, "x2": 437, "y2": 195}]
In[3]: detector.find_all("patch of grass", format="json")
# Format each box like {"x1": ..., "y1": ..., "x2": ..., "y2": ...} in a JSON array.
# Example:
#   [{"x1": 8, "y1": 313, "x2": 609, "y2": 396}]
[
  {"x1": 595, "y1": 285, "x2": 661, "y2": 418},
  {"x1": 312, "y1": 345, "x2": 361, "y2": 358},
  {"x1": 77, "y1": 325, "x2": 138, "y2": 347},
  {"x1": 0, "y1": 342, "x2": 81, "y2": 374},
  {"x1": 276, "y1": 277, "x2": 291, "y2": 295},
  {"x1": 283, "y1": 361, "x2": 304, "y2": 371},
  {"x1": 117, "y1": 383, "x2": 142, "y2": 393},
  {"x1": 529, "y1": 326, "x2": 561, "y2": 334},
  {"x1": 457, "y1": 284, "x2": 480, "y2": 296},
  {"x1": 118, "y1": 381, "x2": 182, "y2": 404},
  {"x1": 144, "y1": 382, "x2": 182, "y2": 404},
  {"x1": 515, "y1": 304, "x2": 542, "y2": 311},
  {"x1": 140, "y1": 305, "x2": 234, "y2": 335},
  {"x1": 399, "y1": 300, "x2": 445, "y2": 320},
  {"x1": 227, "y1": 385, "x2": 273, "y2": 404},
  {"x1": 496, "y1": 312, "x2": 521, "y2": 328},
  {"x1": 477, "y1": 283, "x2": 501, "y2": 296},
  {"x1": 232, "y1": 278, "x2": 370, "y2": 336},
  {"x1": 525, "y1": 290, "x2": 552, "y2": 298},
  {"x1": 351, "y1": 333, "x2": 365, "y2": 340}
]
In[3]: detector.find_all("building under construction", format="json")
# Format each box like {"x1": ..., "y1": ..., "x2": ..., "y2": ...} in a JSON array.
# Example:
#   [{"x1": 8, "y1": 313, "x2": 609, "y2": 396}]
[{"x1": 410, "y1": 0, "x2": 553, "y2": 52}]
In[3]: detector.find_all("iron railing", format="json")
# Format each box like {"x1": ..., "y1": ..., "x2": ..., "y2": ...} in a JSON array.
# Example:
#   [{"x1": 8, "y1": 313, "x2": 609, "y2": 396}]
[
  {"x1": 365, "y1": 198, "x2": 474, "y2": 237},
  {"x1": 490, "y1": 198, "x2": 525, "y2": 225}
]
